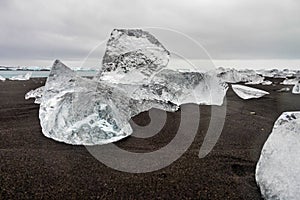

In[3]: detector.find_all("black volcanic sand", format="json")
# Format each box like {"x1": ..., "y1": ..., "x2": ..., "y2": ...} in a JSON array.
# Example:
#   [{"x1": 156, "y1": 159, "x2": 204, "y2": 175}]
[{"x1": 0, "y1": 78, "x2": 300, "y2": 199}]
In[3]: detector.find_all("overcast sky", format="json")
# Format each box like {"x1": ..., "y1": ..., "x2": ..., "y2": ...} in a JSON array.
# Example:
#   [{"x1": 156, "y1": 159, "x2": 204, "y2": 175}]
[{"x1": 0, "y1": 0, "x2": 299, "y2": 68}]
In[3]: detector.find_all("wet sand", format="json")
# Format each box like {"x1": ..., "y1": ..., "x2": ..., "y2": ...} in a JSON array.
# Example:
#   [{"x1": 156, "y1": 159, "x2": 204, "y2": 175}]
[{"x1": 0, "y1": 78, "x2": 299, "y2": 199}]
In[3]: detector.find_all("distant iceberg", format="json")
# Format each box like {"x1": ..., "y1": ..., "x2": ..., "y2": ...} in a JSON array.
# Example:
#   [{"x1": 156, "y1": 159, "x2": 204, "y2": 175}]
[
  {"x1": 232, "y1": 84, "x2": 269, "y2": 99},
  {"x1": 256, "y1": 69, "x2": 300, "y2": 79},
  {"x1": 0, "y1": 75, "x2": 5, "y2": 81},
  {"x1": 256, "y1": 112, "x2": 300, "y2": 200},
  {"x1": 217, "y1": 68, "x2": 264, "y2": 84},
  {"x1": 9, "y1": 72, "x2": 32, "y2": 80}
]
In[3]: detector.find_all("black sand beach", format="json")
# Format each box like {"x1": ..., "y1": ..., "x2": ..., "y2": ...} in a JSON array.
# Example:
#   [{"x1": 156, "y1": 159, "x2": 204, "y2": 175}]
[{"x1": 1, "y1": 78, "x2": 299, "y2": 199}]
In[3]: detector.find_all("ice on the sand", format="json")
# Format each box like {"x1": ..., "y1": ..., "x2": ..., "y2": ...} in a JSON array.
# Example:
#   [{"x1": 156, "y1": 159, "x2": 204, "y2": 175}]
[
  {"x1": 32, "y1": 29, "x2": 228, "y2": 145},
  {"x1": 281, "y1": 78, "x2": 300, "y2": 85},
  {"x1": 277, "y1": 87, "x2": 291, "y2": 93},
  {"x1": 9, "y1": 72, "x2": 32, "y2": 80},
  {"x1": 231, "y1": 84, "x2": 269, "y2": 99},
  {"x1": 292, "y1": 81, "x2": 300, "y2": 94},
  {"x1": 261, "y1": 80, "x2": 272, "y2": 85},
  {"x1": 0, "y1": 75, "x2": 5, "y2": 81},
  {"x1": 256, "y1": 112, "x2": 300, "y2": 200},
  {"x1": 39, "y1": 60, "x2": 131, "y2": 145},
  {"x1": 25, "y1": 86, "x2": 44, "y2": 104},
  {"x1": 39, "y1": 60, "x2": 180, "y2": 145}
]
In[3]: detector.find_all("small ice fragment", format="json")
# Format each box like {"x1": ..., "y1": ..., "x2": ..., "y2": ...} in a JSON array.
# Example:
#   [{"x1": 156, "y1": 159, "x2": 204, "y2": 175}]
[
  {"x1": 277, "y1": 87, "x2": 291, "y2": 92},
  {"x1": 232, "y1": 84, "x2": 269, "y2": 99},
  {"x1": 292, "y1": 81, "x2": 300, "y2": 94},
  {"x1": 261, "y1": 80, "x2": 272, "y2": 85},
  {"x1": 25, "y1": 86, "x2": 45, "y2": 104},
  {"x1": 281, "y1": 78, "x2": 300, "y2": 85}
]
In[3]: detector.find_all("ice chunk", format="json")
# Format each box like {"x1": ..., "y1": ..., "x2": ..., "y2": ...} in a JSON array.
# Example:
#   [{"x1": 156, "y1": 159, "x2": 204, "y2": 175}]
[
  {"x1": 261, "y1": 80, "x2": 272, "y2": 85},
  {"x1": 232, "y1": 84, "x2": 269, "y2": 99},
  {"x1": 39, "y1": 60, "x2": 133, "y2": 145},
  {"x1": 28, "y1": 29, "x2": 228, "y2": 145},
  {"x1": 216, "y1": 68, "x2": 242, "y2": 83},
  {"x1": 256, "y1": 69, "x2": 277, "y2": 78},
  {"x1": 217, "y1": 68, "x2": 264, "y2": 84},
  {"x1": 131, "y1": 69, "x2": 228, "y2": 106},
  {"x1": 9, "y1": 72, "x2": 32, "y2": 80},
  {"x1": 101, "y1": 29, "x2": 170, "y2": 83},
  {"x1": 38, "y1": 60, "x2": 178, "y2": 145},
  {"x1": 256, "y1": 112, "x2": 300, "y2": 200},
  {"x1": 245, "y1": 79, "x2": 265, "y2": 85},
  {"x1": 0, "y1": 75, "x2": 5, "y2": 81},
  {"x1": 25, "y1": 86, "x2": 44, "y2": 104},
  {"x1": 281, "y1": 78, "x2": 300, "y2": 85},
  {"x1": 277, "y1": 87, "x2": 291, "y2": 93},
  {"x1": 292, "y1": 81, "x2": 300, "y2": 94}
]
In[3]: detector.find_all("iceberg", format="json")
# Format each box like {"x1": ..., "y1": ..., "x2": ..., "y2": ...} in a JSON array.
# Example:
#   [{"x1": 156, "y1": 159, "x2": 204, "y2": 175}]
[
  {"x1": 232, "y1": 84, "x2": 269, "y2": 100},
  {"x1": 133, "y1": 69, "x2": 228, "y2": 106},
  {"x1": 0, "y1": 75, "x2": 5, "y2": 81},
  {"x1": 256, "y1": 112, "x2": 300, "y2": 200},
  {"x1": 39, "y1": 60, "x2": 180, "y2": 145},
  {"x1": 9, "y1": 72, "x2": 32, "y2": 80},
  {"x1": 27, "y1": 29, "x2": 228, "y2": 145},
  {"x1": 39, "y1": 60, "x2": 131, "y2": 145},
  {"x1": 217, "y1": 68, "x2": 264, "y2": 84},
  {"x1": 292, "y1": 81, "x2": 300, "y2": 94}
]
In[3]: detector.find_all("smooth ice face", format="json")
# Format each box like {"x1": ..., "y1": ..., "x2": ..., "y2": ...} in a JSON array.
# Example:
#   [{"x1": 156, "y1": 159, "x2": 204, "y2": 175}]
[
  {"x1": 130, "y1": 69, "x2": 228, "y2": 106},
  {"x1": 292, "y1": 82, "x2": 300, "y2": 94},
  {"x1": 39, "y1": 60, "x2": 133, "y2": 145},
  {"x1": 9, "y1": 72, "x2": 32, "y2": 80},
  {"x1": 101, "y1": 29, "x2": 170, "y2": 84},
  {"x1": 256, "y1": 112, "x2": 300, "y2": 200},
  {"x1": 231, "y1": 84, "x2": 269, "y2": 100},
  {"x1": 25, "y1": 86, "x2": 44, "y2": 104}
]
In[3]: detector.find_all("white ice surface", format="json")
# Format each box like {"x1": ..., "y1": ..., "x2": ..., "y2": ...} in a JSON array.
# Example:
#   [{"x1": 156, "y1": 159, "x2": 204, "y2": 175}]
[
  {"x1": 232, "y1": 84, "x2": 269, "y2": 99},
  {"x1": 256, "y1": 112, "x2": 300, "y2": 200}
]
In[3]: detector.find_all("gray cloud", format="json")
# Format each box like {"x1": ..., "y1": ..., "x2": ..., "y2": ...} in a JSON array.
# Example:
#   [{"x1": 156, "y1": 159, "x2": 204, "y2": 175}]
[{"x1": 0, "y1": 0, "x2": 299, "y2": 67}]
